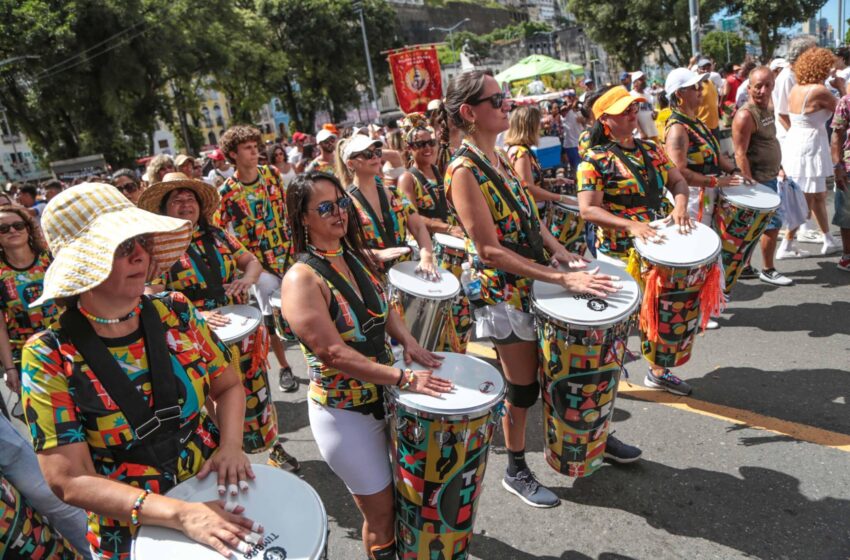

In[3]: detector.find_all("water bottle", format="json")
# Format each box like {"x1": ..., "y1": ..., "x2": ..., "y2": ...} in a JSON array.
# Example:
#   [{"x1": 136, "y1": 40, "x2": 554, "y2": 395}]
[{"x1": 460, "y1": 262, "x2": 481, "y2": 301}]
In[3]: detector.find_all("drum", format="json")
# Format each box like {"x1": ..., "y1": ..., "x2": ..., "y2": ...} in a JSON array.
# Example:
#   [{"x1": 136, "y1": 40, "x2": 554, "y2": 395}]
[
  {"x1": 269, "y1": 290, "x2": 286, "y2": 340},
  {"x1": 388, "y1": 261, "x2": 460, "y2": 351},
  {"x1": 133, "y1": 465, "x2": 328, "y2": 559},
  {"x1": 714, "y1": 184, "x2": 780, "y2": 293},
  {"x1": 532, "y1": 259, "x2": 641, "y2": 477},
  {"x1": 546, "y1": 201, "x2": 587, "y2": 256},
  {"x1": 633, "y1": 221, "x2": 723, "y2": 368},
  {"x1": 209, "y1": 304, "x2": 263, "y2": 346},
  {"x1": 432, "y1": 233, "x2": 468, "y2": 277},
  {"x1": 386, "y1": 353, "x2": 505, "y2": 560}
]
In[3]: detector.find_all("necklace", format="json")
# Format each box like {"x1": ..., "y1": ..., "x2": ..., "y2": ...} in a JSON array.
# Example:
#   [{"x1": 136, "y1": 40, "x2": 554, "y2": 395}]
[
  {"x1": 308, "y1": 244, "x2": 344, "y2": 259},
  {"x1": 78, "y1": 299, "x2": 142, "y2": 325}
]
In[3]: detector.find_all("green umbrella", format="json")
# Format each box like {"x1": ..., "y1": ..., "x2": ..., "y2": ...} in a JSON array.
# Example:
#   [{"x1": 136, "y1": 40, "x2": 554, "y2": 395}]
[{"x1": 494, "y1": 54, "x2": 585, "y2": 85}]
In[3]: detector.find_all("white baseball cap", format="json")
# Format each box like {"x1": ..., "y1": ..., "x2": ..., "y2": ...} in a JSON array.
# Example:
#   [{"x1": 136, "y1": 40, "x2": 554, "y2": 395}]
[
  {"x1": 316, "y1": 129, "x2": 337, "y2": 144},
  {"x1": 665, "y1": 67, "x2": 708, "y2": 97},
  {"x1": 630, "y1": 71, "x2": 645, "y2": 82},
  {"x1": 769, "y1": 58, "x2": 789, "y2": 71},
  {"x1": 342, "y1": 134, "x2": 382, "y2": 163}
]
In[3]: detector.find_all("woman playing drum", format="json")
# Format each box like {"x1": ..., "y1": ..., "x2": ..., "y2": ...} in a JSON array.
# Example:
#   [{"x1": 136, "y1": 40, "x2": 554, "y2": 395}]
[
  {"x1": 576, "y1": 86, "x2": 696, "y2": 396},
  {"x1": 20, "y1": 183, "x2": 260, "y2": 559},
  {"x1": 441, "y1": 70, "x2": 619, "y2": 508},
  {"x1": 140, "y1": 172, "x2": 299, "y2": 472},
  {"x1": 280, "y1": 171, "x2": 452, "y2": 560}
]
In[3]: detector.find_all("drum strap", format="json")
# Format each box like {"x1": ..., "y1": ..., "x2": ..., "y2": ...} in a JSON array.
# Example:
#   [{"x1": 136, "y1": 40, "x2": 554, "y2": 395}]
[
  {"x1": 299, "y1": 252, "x2": 390, "y2": 361},
  {"x1": 349, "y1": 186, "x2": 399, "y2": 248},
  {"x1": 604, "y1": 141, "x2": 663, "y2": 213},
  {"x1": 455, "y1": 146, "x2": 547, "y2": 265},
  {"x1": 60, "y1": 296, "x2": 185, "y2": 475},
  {"x1": 410, "y1": 165, "x2": 449, "y2": 222},
  {"x1": 174, "y1": 229, "x2": 228, "y2": 305}
]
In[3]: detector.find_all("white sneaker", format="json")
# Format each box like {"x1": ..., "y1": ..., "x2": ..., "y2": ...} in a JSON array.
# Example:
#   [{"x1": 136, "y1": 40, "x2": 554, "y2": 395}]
[
  {"x1": 705, "y1": 319, "x2": 720, "y2": 330},
  {"x1": 759, "y1": 269, "x2": 793, "y2": 286},
  {"x1": 797, "y1": 230, "x2": 824, "y2": 244},
  {"x1": 776, "y1": 247, "x2": 810, "y2": 260},
  {"x1": 821, "y1": 239, "x2": 842, "y2": 255}
]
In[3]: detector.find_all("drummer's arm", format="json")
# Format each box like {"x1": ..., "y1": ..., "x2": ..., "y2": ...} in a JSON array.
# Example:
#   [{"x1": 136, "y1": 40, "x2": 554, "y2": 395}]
[
  {"x1": 207, "y1": 364, "x2": 247, "y2": 453},
  {"x1": 235, "y1": 251, "x2": 262, "y2": 284},
  {"x1": 281, "y1": 264, "x2": 406, "y2": 386},
  {"x1": 513, "y1": 154, "x2": 560, "y2": 203},
  {"x1": 665, "y1": 124, "x2": 712, "y2": 187},
  {"x1": 398, "y1": 172, "x2": 453, "y2": 235},
  {"x1": 449, "y1": 167, "x2": 567, "y2": 284},
  {"x1": 732, "y1": 108, "x2": 756, "y2": 181}
]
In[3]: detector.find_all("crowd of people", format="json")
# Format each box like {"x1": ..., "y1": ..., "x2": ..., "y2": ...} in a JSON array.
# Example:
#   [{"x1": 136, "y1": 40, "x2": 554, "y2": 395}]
[{"x1": 0, "y1": 32, "x2": 847, "y2": 560}]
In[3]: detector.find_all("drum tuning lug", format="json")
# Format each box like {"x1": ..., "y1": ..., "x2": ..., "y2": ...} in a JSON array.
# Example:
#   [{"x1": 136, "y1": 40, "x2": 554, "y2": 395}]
[{"x1": 412, "y1": 423, "x2": 424, "y2": 442}]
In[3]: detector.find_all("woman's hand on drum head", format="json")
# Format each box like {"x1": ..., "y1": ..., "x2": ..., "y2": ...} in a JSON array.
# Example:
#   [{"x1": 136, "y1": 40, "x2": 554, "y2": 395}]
[
  {"x1": 223, "y1": 276, "x2": 254, "y2": 298},
  {"x1": 666, "y1": 205, "x2": 694, "y2": 235},
  {"x1": 414, "y1": 255, "x2": 440, "y2": 281},
  {"x1": 202, "y1": 310, "x2": 231, "y2": 328},
  {"x1": 401, "y1": 339, "x2": 444, "y2": 369},
  {"x1": 197, "y1": 445, "x2": 255, "y2": 499},
  {"x1": 550, "y1": 246, "x2": 587, "y2": 269},
  {"x1": 177, "y1": 500, "x2": 260, "y2": 558},
  {"x1": 627, "y1": 221, "x2": 665, "y2": 244},
  {"x1": 448, "y1": 225, "x2": 465, "y2": 238},
  {"x1": 409, "y1": 370, "x2": 454, "y2": 397},
  {"x1": 559, "y1": 268, "x2": 620, "y2": 297},
  {"x1": 718, "y1": 174, "x2": 745, "y2": 188}
]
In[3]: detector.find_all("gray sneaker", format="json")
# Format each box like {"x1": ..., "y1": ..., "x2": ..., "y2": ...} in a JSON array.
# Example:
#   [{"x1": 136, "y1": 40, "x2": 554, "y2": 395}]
[
  {"x1": 644, "y1": 369, "x2": 692, "y2": 396},
  {"x1": 502, "y1": 468, "x2": 560, "y2": 508},
  {"x1": 759, "y1": 268, "x2": 793, "y2": 286},
  {"x1": 278, "y1": 366, "x2": 298, "y2": 393}
]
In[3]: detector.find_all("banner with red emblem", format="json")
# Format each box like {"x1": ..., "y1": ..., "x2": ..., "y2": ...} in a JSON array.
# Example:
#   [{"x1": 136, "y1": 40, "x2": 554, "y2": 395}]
[{"x1": 388, "y1": 46, "x2": 443, "y2": 114}]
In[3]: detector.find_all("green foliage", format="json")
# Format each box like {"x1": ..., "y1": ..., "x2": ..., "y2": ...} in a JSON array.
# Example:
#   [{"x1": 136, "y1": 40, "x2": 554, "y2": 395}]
[
  {"x1": 701, "y1": 30, "x2": 746, "y2": 65},
  {"x1": 439, "y1": 21, "x2": 554, "y2": 63},
  {"x1": 568, "y1": 0, "x2": 725, "y2": 69},
  {"x1": 725, "y1": 0, "x2": 827, "y2": 59}
]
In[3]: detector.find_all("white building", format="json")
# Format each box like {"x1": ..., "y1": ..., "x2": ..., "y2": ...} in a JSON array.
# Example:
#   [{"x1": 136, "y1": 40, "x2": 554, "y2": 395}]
[{"x1": 0, "y1": 110, "x2": 49, "y2": 183}]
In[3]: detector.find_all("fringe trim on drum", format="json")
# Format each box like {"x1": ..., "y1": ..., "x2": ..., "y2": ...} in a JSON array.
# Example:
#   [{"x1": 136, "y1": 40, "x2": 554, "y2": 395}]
[
  {"x1": 625, "y1": 248, "x2": 644, "y2": 290},
  {"x1": 639, "y1": 268, "x2": 661, "y2": 342},
  {"x1": 250, "y1": 325, "x2": 271, "y2": 373},
  {"x1": 698, "y1": 262, "x2": 726, "y2": 332}
]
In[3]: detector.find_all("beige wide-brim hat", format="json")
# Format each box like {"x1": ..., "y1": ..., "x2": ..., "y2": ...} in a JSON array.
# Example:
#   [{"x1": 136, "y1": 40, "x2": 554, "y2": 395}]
[
  {"x1": 137, "y1": 172, "x2": 220, "y2": 221},
  {"x1": 32, "y1": 182, "x2": 192, "y2": 306}
]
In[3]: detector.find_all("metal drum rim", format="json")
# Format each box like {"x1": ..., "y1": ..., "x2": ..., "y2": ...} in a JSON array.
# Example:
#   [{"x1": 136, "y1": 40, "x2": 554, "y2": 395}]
[
  {"x1": 209, "y1": 304, "x2": 263, "y2": 346},
  {"x1": 718, "y1": 184, "x2": 781, "y2": 212},
  {"x1": 531, "y1": 296, "x2": 638, "y2": 331}
]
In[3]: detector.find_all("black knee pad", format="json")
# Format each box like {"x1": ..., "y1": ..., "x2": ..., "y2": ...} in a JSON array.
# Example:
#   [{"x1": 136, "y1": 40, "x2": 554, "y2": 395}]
[{"x1": 505, "y1": 380, "x2": 540, "y2": 408}]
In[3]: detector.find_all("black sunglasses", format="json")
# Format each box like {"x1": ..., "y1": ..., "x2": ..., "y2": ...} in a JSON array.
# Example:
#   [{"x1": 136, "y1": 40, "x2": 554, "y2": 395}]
[
  {"x1": 0, "y1": 221, "x2": 27, "y2": 234},
  {"x1": 410, "y1": 139, "x2": 437, "y2": 149},
  {"x1": 470, "y1": 92, "x2": 509, "y2": 109},
  {"x1": 115, "y1": 182, "x2": 139, "y2": 194},
  {"x1": 115, "y1": 234, "x2": 153, "y2": 258},
  {"x1": 354, "y1": 148, "x2": 382, "y2": 160},
  {"x1": 313, "y1": 196, "x2": 353, "y2": 218}
]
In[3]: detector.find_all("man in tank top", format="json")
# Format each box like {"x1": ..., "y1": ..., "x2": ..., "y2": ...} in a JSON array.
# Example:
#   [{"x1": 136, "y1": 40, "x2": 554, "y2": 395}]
[{"x1": 732, "y1": 66, "x2": 792, "y2": 286}]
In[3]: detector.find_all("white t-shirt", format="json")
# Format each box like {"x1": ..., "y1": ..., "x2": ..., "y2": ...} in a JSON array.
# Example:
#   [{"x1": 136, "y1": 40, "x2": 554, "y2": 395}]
[
  {"x1": 773, "y1": 66, "x2": 795, "y2": 142},
  {"x1": 286, "y1": 147, "x2": 302, "y2": 165},
  {"x1": 560, "y1": 110, "x2": 580, "y2": 148},
  {"x1": 206, "y1": 166, "x2": 234, "y2": 185},
  {"x1": 631, "y1": 89, "x2": 658, "y2": 138},
  {"x1": 736, "y1": 78, "x2": 749, "y2": 108}
]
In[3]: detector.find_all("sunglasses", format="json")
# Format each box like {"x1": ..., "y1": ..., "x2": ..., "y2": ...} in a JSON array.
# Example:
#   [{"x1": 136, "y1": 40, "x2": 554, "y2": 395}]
[
  {"x1": 115, "y1": 182, "x2": 139, "y2": 195},
  {"x1": 0, "y1": 221, "x2": 27, "y2": 234},
  {"x1": 410, "y1": 139, "x2": 436, "y2": 149},
  {"x1": 115, "y1": 234, "x2": 153, "y2": 258},
  {"x1": 354, "y1": 148, "x2": 382, "y2": 160},
  {"x1": 313, "y1": 196, "x2": 353, "y2": 218},
  {"x1": 470, "y1": 92, "x2": 509, "y2": 109}
]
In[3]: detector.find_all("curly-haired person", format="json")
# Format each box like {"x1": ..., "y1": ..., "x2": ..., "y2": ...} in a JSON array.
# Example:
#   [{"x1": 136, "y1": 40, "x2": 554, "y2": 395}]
[{"x1": 778, "y1": 47, "x2": 842, "y2": 259}]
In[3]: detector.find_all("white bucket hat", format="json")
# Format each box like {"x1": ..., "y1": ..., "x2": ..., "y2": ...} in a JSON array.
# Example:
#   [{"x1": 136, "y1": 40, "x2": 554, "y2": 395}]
[{"x1": 33, "y1": 182, "x2": 192, "y2": 306}]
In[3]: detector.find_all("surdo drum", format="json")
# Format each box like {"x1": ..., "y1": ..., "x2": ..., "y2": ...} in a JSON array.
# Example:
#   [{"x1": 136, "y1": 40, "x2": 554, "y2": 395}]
[{"x1": 208, "y1": 304, "x2": 263, "y2": 346}]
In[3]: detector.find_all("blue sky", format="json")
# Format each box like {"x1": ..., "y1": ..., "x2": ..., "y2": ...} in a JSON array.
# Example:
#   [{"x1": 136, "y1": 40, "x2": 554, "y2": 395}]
[{"x1": 809, "y1": 0, "x2": 845, "y2": 39}]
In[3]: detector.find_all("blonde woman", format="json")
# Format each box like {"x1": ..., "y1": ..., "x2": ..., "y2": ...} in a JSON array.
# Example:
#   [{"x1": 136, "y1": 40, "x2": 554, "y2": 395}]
[{"x1": 144, "y1": 154, "x2": 175, "y2": 184}]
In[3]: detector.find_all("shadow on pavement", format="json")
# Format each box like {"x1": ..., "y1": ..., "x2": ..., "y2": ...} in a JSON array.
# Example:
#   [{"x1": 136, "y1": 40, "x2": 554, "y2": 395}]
[
  {"x1": 558, "y1": 462, "x2": 850, "y2": 559},
  {"x1": 723, "y1": 300, "x2": 850, "y2": 337},
  {"x1": 297, "y1": 460, "x2": 362, "y2": 542},
  {"x1": 470, "y1": 535, "x2": 638, "y2": 560},
  {"x1": 274, "y1": 397, "x2": 310, "y2": 436}
]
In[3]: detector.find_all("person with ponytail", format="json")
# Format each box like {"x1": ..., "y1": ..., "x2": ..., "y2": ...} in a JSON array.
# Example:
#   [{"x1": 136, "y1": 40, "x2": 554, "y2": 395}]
[
  {"x1": 443, "y1": 70, "x2": 619, "y2": 508},
  {"x1": 576, "y1": 85, "x2": 696, "y2": 396}
]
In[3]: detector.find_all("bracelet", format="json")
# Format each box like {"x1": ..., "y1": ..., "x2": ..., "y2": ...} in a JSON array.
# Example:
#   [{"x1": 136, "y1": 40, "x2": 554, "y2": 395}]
[
  {"x1": 399, "y1": 369, "x2": 415, "y2": 391},
  {"x1": 130, "y1": 488, "x2": 150, "y2": 527},
  {"x1": 395, "y1": 368, "x2": 405, "y2": 387},
  {"x1": 709, "y1": 176, "x2": 718, "y2": 188}
]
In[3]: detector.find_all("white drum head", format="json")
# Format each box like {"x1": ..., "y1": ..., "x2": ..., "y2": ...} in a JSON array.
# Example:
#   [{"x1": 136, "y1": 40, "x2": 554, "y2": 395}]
[
  {"x1": 133, "y1": 465, "x2": 327, "y2": 560},
  {"x1": 389, "y1": 352, "x2": 505, "y2": 416},
  {"x1": 433, "y1": 233, "x2": 466, "y2": 251},
  {"x1": 388, "y1": 260, "x2": 460, "y2": 300},
  {"x1": 532, "y1": 259, "x2": 640, "y2": 327},
  {"x1": 553, "y1": 201, "x2": 580, "y2": 213},
  {"x1": 720, "y1": 183, "x2": 781, "y2": 211},
  {"x1": 209, "y1": 304, "x2": 263, "y2": 345},
  {"x1": 269, "y1": 289, "x2": 281, "y2": 308},
  {"x1": 634, "y1": 221, "x2": 721, "y2": 268}
]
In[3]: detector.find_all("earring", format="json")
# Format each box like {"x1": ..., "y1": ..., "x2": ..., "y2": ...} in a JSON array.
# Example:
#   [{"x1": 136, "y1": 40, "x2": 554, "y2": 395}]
[
  {"x1": 305, "y1": 224, "x2": 310, "y2": 247},
  {"x1": 602, "y1": 121, "x2": 612, "y2": 137},
  {"x1": 468, "y1": 121, "x2": 477, "y2": 135}
]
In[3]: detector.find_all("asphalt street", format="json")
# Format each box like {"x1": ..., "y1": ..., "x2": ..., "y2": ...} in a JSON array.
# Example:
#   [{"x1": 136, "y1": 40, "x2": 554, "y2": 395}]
[{"x1": 2, "y1": 216, "x2": 847, "y2": 560}]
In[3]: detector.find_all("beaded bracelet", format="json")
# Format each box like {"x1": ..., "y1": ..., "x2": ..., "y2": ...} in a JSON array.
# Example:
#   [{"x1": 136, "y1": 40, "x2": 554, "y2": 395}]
[{"x1": 130, "y1": 489, "x2": 151, "y2": 527}]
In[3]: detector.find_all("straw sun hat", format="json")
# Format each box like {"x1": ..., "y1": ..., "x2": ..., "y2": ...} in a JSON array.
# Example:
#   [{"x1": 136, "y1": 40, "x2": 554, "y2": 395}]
[
  {"x1": 32, "y1": 182, "x2": 192, "y2": 306},
  {"x1": 137, "y1": 172, "x2": 221, "y2": 221}
]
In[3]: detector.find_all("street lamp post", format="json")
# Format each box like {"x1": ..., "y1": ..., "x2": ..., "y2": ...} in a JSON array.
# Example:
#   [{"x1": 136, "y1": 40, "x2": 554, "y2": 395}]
[
  {"x1": 352, "y1": 0, "x2": 380, "y2": 119},
  {"x1": 430, "y1": 18, "x2": 471, "y2": 65}
]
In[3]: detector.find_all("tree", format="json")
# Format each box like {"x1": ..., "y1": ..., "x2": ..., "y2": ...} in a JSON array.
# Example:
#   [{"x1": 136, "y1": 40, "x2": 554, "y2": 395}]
[
  {"x1": 726, "y1": 0, "x2": 827, "y2": 60},
  {"x1": 702, "y1": 30, "x2": 747, "y2": 66},
  {"x1": 258, "y1": 0, "x2": 401, "y2": 129},
  {"x1": 568, "y1": 0, "x2": 725, "y2": 69}
]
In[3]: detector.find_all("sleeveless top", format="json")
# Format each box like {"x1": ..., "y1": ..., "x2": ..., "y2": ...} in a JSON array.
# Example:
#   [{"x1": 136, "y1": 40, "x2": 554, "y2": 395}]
[
  {"x1": 742, "y1": 102, "x2": 782, "y2": 183},
  {"x1": 300, "y1": 253, "x2": 391, "y2": 409},
  {"x1": 445, "y1": 140, "x2": 543, "y2": 312},
  {"x1": 407, "y1": 164, "x2": 452, "y2": 223},
  {"x1": 781, "y1": 86, "x2": 833, "y2": 179},
  {"x1": 665, "y1": 110, "x2": 722, "y2": 177},
  {"x1": 349, "y1": 179, "x2": 416, "y2": 269},
  {"x1": 506, "y1": 144, "x2": 543, "y2": 188}
]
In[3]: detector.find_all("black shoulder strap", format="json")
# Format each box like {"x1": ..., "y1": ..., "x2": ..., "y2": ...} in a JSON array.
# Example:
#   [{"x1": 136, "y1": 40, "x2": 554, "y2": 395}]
[
  {"x1": 409, "y1": 166, "x2": 448, "y2": 221},
  {"x1": 456, "y1": 145, "x2": 545, "y2": 263},
  {"x1": 348, "y1": 186, "x2": 399, "y2": 247},
  {"x1": 174, "y1": 229, "x2": 227, "y2": 303},
  {"x1": 59, "y1": 296, "x2": 181, "y2": 441},
  {"x1": 607, "y1": 140, "x2": 663, "y2": 212}
]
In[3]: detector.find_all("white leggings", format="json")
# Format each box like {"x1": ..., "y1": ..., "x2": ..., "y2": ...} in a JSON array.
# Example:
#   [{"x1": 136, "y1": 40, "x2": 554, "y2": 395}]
[
  {"x1": 252, "y1": 270, "x2": 281, "y2": 317},
  {"x1": 308, "y1": 400, "x2": 393, "y2": 496}
]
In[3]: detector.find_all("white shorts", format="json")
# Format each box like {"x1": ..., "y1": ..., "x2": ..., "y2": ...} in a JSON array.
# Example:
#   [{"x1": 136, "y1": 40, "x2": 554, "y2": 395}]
[
  {"x1": 308, "y1": 400, "x2": 393, "y2": 496},
  {"x1": 791, "y1": 175, "x2": 827, "y2": 194},
  {"x1": 252, "y1": 271, "x2": 282, "y2": 317},
  {"x1": 687, "y1": 186, "x2": 719, "y2": 226}
]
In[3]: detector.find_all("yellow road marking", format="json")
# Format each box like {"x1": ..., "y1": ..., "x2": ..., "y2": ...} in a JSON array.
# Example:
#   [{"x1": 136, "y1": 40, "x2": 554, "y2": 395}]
[{"x1": 465, "y1": 342, "x2": 850, "y2": 453}]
